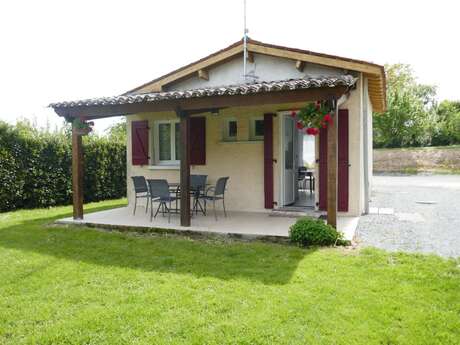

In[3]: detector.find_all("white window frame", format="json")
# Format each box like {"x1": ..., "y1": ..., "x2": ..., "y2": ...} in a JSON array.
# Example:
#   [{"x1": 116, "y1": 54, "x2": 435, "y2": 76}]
[
  {"x1": 250, "y1": 116, "x2": 265, "y2": 141},
  {"x1": 223, "y1": 117, "x2": 238, "y2": 141},
  {"x1": 153, "y1": 119, "x2": 180, "y2": 165}
]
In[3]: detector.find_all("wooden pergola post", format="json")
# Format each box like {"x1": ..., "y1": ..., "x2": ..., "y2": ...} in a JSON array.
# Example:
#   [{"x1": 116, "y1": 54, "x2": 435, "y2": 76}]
[
  {"x1": 177, "y1": 107, "x2": 191, "y2": 227},
  {"x1": 72, "y1": 121, "x2": 84, "y2": 220},
  {"x1": 327, "y1": 100, "x2": 339, "y2": 228}
]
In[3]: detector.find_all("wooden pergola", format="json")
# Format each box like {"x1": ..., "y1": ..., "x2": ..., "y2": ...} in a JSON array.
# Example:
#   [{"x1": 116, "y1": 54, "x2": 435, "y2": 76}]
[{"x1": 52, "y1": 83, "x2": 352, "y2": 229}]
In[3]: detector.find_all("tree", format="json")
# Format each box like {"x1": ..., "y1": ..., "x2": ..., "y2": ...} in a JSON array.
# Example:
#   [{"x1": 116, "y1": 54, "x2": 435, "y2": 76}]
[
  {"x1": 106, "y1": 119, "x2": 126, "y2": 144},
  {"x1": 432, "y1": 100, "x2": 460, "y2": 145},
  {"x1": 373, "y1": 64, "x2": 437, "y2": 148}
]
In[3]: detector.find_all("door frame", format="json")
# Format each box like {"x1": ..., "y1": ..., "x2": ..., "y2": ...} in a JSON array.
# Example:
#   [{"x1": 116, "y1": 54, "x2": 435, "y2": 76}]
[
  {"x1": 278, "y1": 111, "x2": 288, "y2": 207},
  {"x1": 278, "y1": 111, "x2": 302, "y2": 207}
]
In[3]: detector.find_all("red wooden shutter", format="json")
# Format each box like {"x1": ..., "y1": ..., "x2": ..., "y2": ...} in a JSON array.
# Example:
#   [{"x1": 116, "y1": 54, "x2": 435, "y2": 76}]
[
  {"x1": 189, "y1": 117, "x2": 206, "y2": 165},
  {"x1": 131, "y1": 120, "x2": 149, "y2": 165},
  {"x1": 318, "y1": 109, "x2": 349, "y2": 212},
  {"x1": 319, "y1": 127, "x2": 328, "y2": 210},
  {"x1": 337, "y1": 109, "x2": 349, "y2": 212},
  {"x1": 264, "y1": 113, "x2": 274, "y2": 209}
]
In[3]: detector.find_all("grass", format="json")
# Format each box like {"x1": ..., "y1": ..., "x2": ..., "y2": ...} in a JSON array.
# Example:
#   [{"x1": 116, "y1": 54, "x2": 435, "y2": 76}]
[{"x1": 0, "y1": 200, "x2": 459, "y2": 344}]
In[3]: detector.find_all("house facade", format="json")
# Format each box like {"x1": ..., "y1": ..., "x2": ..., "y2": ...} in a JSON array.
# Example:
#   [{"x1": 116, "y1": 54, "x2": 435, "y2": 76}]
[
  {"x1": 50, "y1": 38, "x2": 385, "y2": 227},
  {"x1": 125, "y1": 40, "x2": 381, "y2": 217}
]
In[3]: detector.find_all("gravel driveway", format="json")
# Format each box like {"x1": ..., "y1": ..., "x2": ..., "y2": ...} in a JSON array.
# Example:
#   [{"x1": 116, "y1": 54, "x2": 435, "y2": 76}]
[{"x1": 356, "y1": 174, "x2": 460, "y2": 258}]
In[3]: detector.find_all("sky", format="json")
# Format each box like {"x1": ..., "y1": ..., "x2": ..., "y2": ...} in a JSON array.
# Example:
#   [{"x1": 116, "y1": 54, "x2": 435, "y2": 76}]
[{"x1": 0, "y1": 0, "x2": 458, "y2": 133}]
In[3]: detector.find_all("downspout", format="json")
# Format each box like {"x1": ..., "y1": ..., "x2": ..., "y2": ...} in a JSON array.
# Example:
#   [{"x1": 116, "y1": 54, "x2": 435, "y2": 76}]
[{"x1": 363, "y1": 78, "x2": 370, "y2": 214}]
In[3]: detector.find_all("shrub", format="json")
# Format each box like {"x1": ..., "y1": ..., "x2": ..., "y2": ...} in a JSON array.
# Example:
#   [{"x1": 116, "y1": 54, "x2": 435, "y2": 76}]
[
  {"x1": 0, "y1": 120, "x2": 126, "y2": 212},
  {"x1": 289, "y1": 217, "x2": 349, "y2": 247}
]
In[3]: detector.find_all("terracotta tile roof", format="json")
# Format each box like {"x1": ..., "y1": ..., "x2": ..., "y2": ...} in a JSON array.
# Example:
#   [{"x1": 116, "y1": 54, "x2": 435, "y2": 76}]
[{"x1": 50, "y1": 75, "x2": 357, "y2": 109}]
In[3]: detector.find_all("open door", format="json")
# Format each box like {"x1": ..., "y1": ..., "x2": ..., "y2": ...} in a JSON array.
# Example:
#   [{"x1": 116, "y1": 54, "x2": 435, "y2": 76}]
[
  {"x1": 283, "y1": 115, "x2": 296, "y2": 205},
  {"x1": 319, "y1": 109, "x2": 349, "y2": 212}
]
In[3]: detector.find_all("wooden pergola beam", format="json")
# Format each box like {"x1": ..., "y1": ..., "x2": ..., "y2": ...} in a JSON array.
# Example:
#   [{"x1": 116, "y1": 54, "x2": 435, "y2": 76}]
[
  {"x1": 176, "y1": 107, "x2": 191, "y2": 227},
  {"x1": 327, "y1": 100, "x2": 338, "y2": 229},
  {"x1": 71, "y1": 123, "x2": 84, "y2": 220}
]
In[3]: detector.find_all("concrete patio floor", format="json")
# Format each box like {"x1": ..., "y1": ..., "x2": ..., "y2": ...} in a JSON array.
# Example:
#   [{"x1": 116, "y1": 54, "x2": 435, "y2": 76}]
[{"x1": 57, "y1": 206, "x2": 358, "y2": 241}]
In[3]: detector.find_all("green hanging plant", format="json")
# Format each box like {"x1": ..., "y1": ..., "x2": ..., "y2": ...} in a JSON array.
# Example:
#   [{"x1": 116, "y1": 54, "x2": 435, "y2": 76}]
[
  {"x1": 72, "y1": 117, "x2": 94, "y2": 135},
  {"x1": 290, "y1": 101, "x2": 334, "y2": 135}
]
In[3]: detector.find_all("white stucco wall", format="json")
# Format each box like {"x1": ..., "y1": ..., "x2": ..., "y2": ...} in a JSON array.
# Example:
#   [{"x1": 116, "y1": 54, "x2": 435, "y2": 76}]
[
  {"x1": 125, "y1": 53, "x2": 368, "y2": 216},
  {"x1": 126, "y1": 103, "x2": 301, "y2": 213},
  {"x1": 125, "y1": 86, "x2": 365, "y2": 216},
  {"x1": 366, "y1": 79, "x2": 374, "y2": 199},
  {"x1": 165, "y1": 53, "x2": 349, "y2": 91},
  {"x1": 311, "y1": 76, "x2": 365, "y2": 217},
  {"x1": 339, "y1": 77, "x2": 364, "y2": 216}
]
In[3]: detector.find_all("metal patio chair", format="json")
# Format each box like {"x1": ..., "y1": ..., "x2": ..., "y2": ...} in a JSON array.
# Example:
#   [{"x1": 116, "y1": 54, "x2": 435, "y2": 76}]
[
  {"x1": 131, "y1": 176, "x2": 150, "y2": 215},
  {"x1": 199, "y1": 177, "x2": 229, "y2": 220},
  {"x1": 147, "y1": 179, "x2": 178, "y2": 223}
]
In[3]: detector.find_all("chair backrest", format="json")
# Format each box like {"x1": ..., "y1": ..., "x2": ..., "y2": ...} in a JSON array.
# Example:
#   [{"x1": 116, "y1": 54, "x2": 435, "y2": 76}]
[
  {"x1": 131, "y1": 176, "x2": 148, "y2": 194},
  {"x1": 147, "y1": 179, "x2": 170, "y2": 199},
  {"x1": 191, "y1": 175, "x2": 207, "y2": 191},
  {"x1": 214, "y1": 177, "x2": 229, "y2": 196},
  {"x1": 298, "y1": 166, "x2": 307, "y2": 179}
]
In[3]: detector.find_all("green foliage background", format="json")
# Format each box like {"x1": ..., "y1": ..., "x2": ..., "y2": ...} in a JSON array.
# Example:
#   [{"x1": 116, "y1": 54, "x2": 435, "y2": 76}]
[
  {"x1": 0, "y1": 120, "x2": 126, "y2": 212},
  {"x1": 373, "y1": 64, "x2": 460, "y2": 148}
]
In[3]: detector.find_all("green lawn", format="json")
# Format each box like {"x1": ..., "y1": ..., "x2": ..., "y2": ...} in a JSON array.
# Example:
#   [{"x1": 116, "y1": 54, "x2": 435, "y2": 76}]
[{"x1": 0, "y1": 200, "x2": 459, "y2": 344}]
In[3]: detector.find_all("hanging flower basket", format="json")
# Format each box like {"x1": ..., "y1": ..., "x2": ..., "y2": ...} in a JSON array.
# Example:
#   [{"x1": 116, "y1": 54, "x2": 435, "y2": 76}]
[
  {"x1": 73, "y1": 117, "x2": 94, "y2": 136},
  {"x1": 290, "y1": 101, "x2": 334, "y2": 136}
]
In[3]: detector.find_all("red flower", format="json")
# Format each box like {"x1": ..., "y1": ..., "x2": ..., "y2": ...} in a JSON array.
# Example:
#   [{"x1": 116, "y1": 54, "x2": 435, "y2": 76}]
[
  {"x1": 290, "y1": 110, "x2": 297, "y2": 118},
  {"x1": 323, "y1": 114, "x2": 332, "y2": 123},
  {"x1": 296, "y1": 121, "x2": 304, "y2": 129},
  {"x1": 306, "y1": 127, "x2": 315, "y2": 135},
  {"x1": 312, "y1": 128, "x2": 319, "y2": 135}
]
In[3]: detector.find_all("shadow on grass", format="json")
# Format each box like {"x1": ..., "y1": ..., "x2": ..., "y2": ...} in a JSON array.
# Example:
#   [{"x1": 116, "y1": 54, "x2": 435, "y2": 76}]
[{"x1": 0, "y1": 202, "x2": 310, "y2": 285}]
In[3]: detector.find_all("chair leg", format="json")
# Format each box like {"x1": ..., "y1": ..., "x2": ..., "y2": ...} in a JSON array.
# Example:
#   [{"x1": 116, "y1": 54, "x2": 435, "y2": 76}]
[
  {"x1": 154, "y1": 202, "x2": 161, "y2": 219},
  {"x1": 150, "y1": 199, "x2": 154, "y2": 222},
  {"x1": 133, "y1": 196, "x2": 137, "y2": 215},
  {"x1": 145, "y1": 196, "x2": 149, "y2": 214},
  {"x1": 168, "y1": 200, "x2": 171, "y2": 223},
  {"x1": 213, "y1": 199, "x2": 217, "y2": 221},
  {"x1": 222, "y1": 198, "x2": 227, "y2": 217}
]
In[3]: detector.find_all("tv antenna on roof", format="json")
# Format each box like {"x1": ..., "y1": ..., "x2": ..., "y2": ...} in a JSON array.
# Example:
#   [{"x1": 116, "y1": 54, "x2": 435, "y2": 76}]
[
  {"x1": 242, "y1": 0, "x2": 258, "y2": 83},
  {"x1": 243, "y1": 0, "x2": 248, "y2": 82}
]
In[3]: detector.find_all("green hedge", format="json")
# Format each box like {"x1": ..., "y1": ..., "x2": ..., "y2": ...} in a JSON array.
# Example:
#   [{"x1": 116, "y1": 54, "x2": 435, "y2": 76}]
[{"x1": 0, "y1": 121, "x2": 126, "y2": 212}]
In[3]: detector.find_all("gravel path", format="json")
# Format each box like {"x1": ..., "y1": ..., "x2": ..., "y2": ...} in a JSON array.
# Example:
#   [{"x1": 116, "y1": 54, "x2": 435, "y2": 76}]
[{"x1": 356, "y1": 174, "x2": 460, "y2": 258}]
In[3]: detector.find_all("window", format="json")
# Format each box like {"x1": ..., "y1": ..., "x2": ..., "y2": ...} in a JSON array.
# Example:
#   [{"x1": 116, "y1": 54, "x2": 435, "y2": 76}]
[
  {"x1": 250, "y1": 117, "x2": 264, "y2": 140},
  {"x1": 223, "y1": 118, "x2": 238, "y2": 141},
  {"x1": 154, "y1": 120, "x2": 180, "y2": 164}
]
